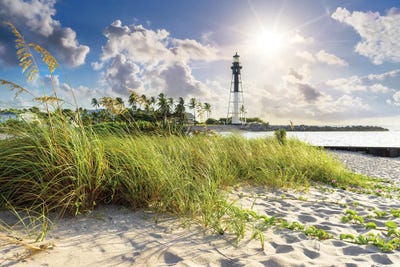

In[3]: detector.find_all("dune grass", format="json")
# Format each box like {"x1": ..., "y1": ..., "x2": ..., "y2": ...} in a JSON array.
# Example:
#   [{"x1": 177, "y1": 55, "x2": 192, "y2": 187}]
[{"x1": 0, "y1": 120, "x2": 373, "y2": 242}]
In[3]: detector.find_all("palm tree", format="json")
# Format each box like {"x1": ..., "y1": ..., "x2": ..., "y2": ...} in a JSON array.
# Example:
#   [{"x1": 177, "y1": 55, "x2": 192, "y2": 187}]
[
  {"x1": 128, "y1": 91, "x2": 139, "y2": 111},
  {"x1": 91, "y1": 110, "x2": 100, "y2": 123},
  {"x1": 100, "y1": 97, "x2": 113, "y2": 116},
  {"x1": 157, "y1": 93, "x2": 169, "y2": 124},
  {"x1": 139, "y1": 94, "x2": 148, "y2": 111},
  {"x1": 174, "y1": 97, "x2": 186, "y2": 125},
  {"x1": 115, "y1": 97, "x2": 124, "y2": 107},
  {"x1": 189, "y1": 98, "x2": 196, "y2": 125},
  {"x1": 196, "y1": 101, "x2": 204, "y2": 123},
  {"x1": 115, "y1": 97, "x2": 126, "y2": 120},
  {"x1": 116, "y1": 97, "x2": 125, "y2": 113},
  {"x1": 149, "y1": 96, "x2": 156, "y2": 111},
  {"x1": 141, "y1": 96, "x2": 156, "y2": 113},
  {"x1": 100, "y1": 97, "x2": 125, "y2": 118},
  {"x1": 168, "y1": 97, "x2": 174, "y2": 112},
  {"x1": 91, "y1": 98, "x2": 99, "y2": 110},
  {"x1": 240, "y1": 104, "x2": 247, "y2": 123},
  {"x1": 203, "y1": 102, "x2": 211, "y2": 121}
]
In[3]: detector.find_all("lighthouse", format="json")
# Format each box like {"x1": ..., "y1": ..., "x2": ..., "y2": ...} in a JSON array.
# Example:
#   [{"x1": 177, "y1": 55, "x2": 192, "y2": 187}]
[{"x1": 227, "y1": 52, "x2": 245, "y2": 125}]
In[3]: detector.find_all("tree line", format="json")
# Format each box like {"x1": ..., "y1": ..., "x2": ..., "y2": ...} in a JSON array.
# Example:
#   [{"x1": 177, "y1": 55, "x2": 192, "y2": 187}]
[{"x1": 88, "y1": 92, "x2": 212, "y2": 126}]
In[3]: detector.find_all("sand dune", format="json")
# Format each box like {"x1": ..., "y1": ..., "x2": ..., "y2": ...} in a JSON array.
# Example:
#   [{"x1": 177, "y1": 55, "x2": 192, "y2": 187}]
[{"x1": 1, "y1": 151, "x2": 400, "y2": 266}]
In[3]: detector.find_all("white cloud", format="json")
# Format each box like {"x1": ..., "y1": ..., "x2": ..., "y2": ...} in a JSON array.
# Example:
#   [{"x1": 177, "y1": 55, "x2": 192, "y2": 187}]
[
  {"x1": 312, "y1": 94, "x2": 369, "y2": 117},
  {"x1": 1, "y1": 0, "x2": 57, "y2": 37},
  {"x1": 326, "y1": 76, "x2": 366, "y2": 92},
  {"x1": 332, "y1": 7, "x2": 400, "y2": 64},
  {"x1": 325, "y1": 68, "x2": 400, "y2": 95},
  {"x1": 100, "y1": 20, "x2": 171, "y2": 64},
  {"x1": 367, "y1": 69, "x2": 400, "y2": 80},
  {"x1": 295, "y1": 50, "x2": 348, "y2": 66},
  {"x1": 316, "y1": 50, "x2": 348, "y2": 66},
  {"x1": 171, "y1": 38, "x2": 219, "y2": 62},
  {"x1": 295, "y1": 51, "x2": 316, "y2": 63},
  {"x1": 148, "y1": 62, "x2": 210, "y2": 98},
  {"x1": 256, "y1": 84, "x2": 371, "y2": 122},
  {"x1": 201, "y1": 31, "x2": 216, "y2": 45},
  {"x1": 283, "y1": 64, "x2": 312, "y2": 85},
  {"x1": 91, "y1": 61, "x2": 104, "y2": 71},
  {"x1": 394, "y1": 92, "x2": 400, "y2": 102},
  {"x1": 95, "y1": 20, "x2": 221, "y2": 99},
  {"x1": 369, "y1": 84, "x2": 390, "y2": 93},
  {"x1": 0, "y1": 0, "x2": 89, "y2": 67},
  {"x1": 39, "y1": 75, "x2": 114, "y2": 108},
  {"x1": 297, "y1": 83, "x2": 322, "y2": 103},
  {"x1": 288, "y1": 68, "x2": 304, "y2": 81},
  {"x1": 389, "y1": 91, "x2": 400, "y2": 106},
  {"x1": 333, "y1": 95, "x2": 369, "y2": 111},
  {"x1": 289, "y1": 32, "x2": 314, "y2": 45},
  {"x1": 253, "y1": 64, "x2": 395, "y2": 123},
  {"x1": 101, "y1": 54, "x2": 143, "y2": 95},
  {"x1": 281, "y1": 65, "x2": 323, "y2": 103},
  {"x1": 58, "y1": 83, "x2": 113, "y2": 106},
  {"x1": 0, "y1": 97, "x2": 28, "y2": 109}
]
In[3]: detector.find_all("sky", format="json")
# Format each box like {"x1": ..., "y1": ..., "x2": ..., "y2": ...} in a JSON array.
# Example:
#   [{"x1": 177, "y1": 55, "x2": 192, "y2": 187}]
[{"x1": 0, "y1": 0, "x2": 400, "y2": 129}]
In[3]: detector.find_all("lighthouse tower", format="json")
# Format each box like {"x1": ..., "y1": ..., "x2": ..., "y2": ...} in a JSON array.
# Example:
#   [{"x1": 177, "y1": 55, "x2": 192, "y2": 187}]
[{"x1": 227, "y1": 52, "x2": 245, "y2": 125}]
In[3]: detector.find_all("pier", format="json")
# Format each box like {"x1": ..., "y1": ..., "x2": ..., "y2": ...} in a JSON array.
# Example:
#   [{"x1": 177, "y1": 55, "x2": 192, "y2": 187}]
[{"x1": 323, "y1": 146, "x2": 400, "y2": 158}]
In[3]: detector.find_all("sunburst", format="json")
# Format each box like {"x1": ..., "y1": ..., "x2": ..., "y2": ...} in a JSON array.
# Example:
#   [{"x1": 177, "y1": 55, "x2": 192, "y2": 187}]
[{"x1": 254, "y1": 29, "x2": 284, "y2": 55}]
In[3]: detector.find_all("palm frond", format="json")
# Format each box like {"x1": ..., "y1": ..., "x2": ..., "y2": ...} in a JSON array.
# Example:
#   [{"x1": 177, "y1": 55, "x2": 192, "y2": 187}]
[
  {"x1": 0, "y1": 79, "x2": 32, "y2": 98},
  {"x1": 100, "y1": 96, "x2": 126, "y2": 115},
  {"x1": 29, "y1": 43, "x2": 59, "y2": 74},
  {"x1": 3, "y1": 21, "x2": 38, "y2": 81}
]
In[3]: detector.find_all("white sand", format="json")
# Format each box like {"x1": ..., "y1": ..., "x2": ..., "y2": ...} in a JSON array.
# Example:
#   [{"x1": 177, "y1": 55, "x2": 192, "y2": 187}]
[{"x1": 1, "y1": 151, "x2": 400, "y2": 266}]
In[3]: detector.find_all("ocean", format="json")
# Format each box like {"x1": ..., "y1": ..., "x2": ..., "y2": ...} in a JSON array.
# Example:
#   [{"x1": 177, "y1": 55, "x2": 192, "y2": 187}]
[
  {"x1": 0, "y1": 113, "x2": 17, "y2": 122},
  {"x1": 223, "y1": 131, "x2": 400, "y2": 147}
]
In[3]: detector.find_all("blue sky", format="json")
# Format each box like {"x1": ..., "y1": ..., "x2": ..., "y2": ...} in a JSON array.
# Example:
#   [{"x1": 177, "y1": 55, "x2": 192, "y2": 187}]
[{"x1": 0, "y1": 0, "x2": 400, "y2": 128}]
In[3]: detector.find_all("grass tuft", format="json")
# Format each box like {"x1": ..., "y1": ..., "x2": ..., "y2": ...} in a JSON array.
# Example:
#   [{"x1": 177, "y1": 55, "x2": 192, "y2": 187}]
[{"x1": 1, "y1": 131, "x2": 371, "y2": 229}]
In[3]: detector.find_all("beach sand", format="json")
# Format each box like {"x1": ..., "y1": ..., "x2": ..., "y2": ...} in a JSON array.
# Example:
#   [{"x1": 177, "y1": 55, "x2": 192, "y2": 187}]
[{"x1": 1, "y1": 151, "x2": 400, "y2": 266}]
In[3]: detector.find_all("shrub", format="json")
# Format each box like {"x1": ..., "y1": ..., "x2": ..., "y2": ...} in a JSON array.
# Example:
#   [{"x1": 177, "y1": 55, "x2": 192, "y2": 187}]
[{"x1": 274, "y1": 128, "x2": 287, "y2": 145}]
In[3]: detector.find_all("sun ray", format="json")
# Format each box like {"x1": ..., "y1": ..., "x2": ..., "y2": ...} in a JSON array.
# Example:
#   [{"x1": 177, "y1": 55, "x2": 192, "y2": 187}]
[
  {"x1": 288, "y1": 12, "x2": 329, "y2": 33},
  {"x1": 272, "y1": 0, "x2": 288, "y2": 32}
]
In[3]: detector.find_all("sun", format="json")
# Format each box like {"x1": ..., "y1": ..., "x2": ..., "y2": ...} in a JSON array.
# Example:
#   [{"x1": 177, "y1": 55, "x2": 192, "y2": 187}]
[{"x1": 254, "y1": 30, "x2": 283, "y2": 55}]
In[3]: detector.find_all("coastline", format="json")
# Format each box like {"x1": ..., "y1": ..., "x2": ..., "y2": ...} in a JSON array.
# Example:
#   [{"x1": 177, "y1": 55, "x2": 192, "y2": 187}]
[
  {"x1": 190, "y1": 124, "x2": 390, "y2": 133},
  {"x1": 2, "y1": 151, "x2": 400, "y2": 266},
  {"x1": 202, "y1": 127, "x2": 400, "y2": 156}
]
